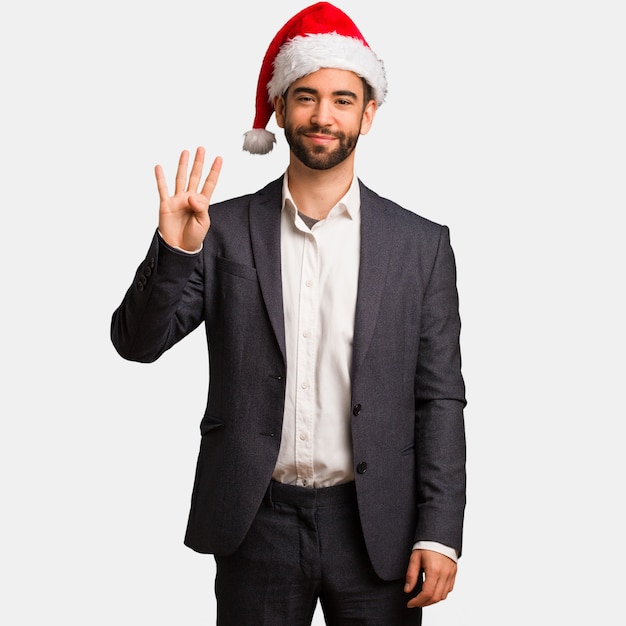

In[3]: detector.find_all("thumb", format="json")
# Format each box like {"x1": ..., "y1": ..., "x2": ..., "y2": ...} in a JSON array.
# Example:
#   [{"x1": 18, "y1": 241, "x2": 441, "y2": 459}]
[
  {"x1": 188, "y1": 192, "x2": 209, "y2": 214},
  {"x1": 404, "y1": 550, "x2": 422, "y2": 593}
]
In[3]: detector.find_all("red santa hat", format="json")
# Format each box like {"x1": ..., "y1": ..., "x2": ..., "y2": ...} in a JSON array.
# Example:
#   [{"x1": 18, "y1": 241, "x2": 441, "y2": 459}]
[{"x1": 243, "y1": 2, "x2": 387, "y2": 155}]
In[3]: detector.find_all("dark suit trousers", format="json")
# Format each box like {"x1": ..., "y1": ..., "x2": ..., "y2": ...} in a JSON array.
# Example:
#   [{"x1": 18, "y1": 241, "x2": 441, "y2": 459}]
[{"x1": 214, "y1": 481, "x2": 422, "y2": 625}]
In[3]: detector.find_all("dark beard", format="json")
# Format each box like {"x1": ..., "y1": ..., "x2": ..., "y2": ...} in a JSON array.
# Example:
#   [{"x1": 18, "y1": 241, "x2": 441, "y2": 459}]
[{"x1": 284, "y1": 124, "x2": 360, "y2": 170}]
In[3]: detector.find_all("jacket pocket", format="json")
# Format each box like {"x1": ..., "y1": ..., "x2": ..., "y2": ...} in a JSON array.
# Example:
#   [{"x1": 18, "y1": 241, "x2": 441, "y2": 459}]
[
  {"x1": 401, "y1": 442, "x2": 415, "y2": 456},
  {"x1": 216, "y1": 256, "x2": 257, "y2": 282}
]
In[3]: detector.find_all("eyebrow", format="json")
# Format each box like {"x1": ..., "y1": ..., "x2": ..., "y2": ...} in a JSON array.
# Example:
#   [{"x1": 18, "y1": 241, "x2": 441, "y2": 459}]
[{"x1": 292, "y1": 87, "x2": 359, "y2": 99}]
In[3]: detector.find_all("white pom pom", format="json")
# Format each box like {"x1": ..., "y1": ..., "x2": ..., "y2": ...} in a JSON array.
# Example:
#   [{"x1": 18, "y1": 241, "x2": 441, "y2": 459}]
[{"x1": 243, "y1": 129, "x2": 277, "y2": 155}]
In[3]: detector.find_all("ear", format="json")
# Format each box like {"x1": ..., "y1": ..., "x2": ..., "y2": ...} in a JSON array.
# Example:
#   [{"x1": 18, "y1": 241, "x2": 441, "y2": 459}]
[
  {"x1": 359, "y1": 99, "x2": 377, "y2": 136},
  {"x1": 274, "y1": 96, "x2": 286, "y2": 129}
]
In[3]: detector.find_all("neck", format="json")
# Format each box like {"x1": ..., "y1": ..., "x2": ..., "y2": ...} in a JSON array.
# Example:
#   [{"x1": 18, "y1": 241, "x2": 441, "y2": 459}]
[{"x1": 286, "y1": 156, "x2": 355, "y2": 220}]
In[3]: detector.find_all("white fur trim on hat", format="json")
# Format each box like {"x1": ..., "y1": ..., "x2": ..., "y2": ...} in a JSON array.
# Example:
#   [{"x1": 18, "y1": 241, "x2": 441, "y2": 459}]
[{"x1": 267, "y1": 32, "x2": 387, "y2": 107}]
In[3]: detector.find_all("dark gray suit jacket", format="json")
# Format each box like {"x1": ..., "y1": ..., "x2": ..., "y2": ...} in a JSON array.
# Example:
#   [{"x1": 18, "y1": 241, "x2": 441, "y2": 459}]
[{"x1": 111, "y1": 176, "x2": 466, "y2": 581}]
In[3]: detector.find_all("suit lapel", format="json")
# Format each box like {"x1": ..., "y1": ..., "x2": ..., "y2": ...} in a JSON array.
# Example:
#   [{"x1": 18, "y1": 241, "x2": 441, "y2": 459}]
[
  {"x1": 246, "y1": 177, "x2": 392, "y2": 375},
  {"x1": 249, "y1": 178, "x2": 287, "y2": 364},
  {"x1": 352, "y1": 182, "x2": 394, "y2": 380}
]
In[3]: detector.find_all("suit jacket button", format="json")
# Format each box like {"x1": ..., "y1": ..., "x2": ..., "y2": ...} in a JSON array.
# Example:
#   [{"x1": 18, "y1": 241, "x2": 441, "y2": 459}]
[
  {"x1": 352, "y1": 404, "x2": 362, "y2": 416},
  {"x1": 356, "y1": 462, "x2": 367, "y2": 474}
]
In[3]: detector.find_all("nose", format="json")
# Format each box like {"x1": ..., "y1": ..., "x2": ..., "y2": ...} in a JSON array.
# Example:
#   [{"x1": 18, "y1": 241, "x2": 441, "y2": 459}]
[{"x1": 310, "y1": 100, "x2": 334, "y2": 127}]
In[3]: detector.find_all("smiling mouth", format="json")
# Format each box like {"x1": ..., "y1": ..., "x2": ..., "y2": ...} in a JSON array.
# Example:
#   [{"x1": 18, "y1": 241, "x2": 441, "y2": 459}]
[{"x1": 307, "y1": 134, "x2": 336, "y2": 144}]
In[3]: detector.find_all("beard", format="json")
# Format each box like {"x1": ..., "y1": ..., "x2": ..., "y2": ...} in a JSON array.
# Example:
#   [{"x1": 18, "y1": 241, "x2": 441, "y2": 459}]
[{"x1": 284, "y1": 123, "x2": 360, "y2": 170}]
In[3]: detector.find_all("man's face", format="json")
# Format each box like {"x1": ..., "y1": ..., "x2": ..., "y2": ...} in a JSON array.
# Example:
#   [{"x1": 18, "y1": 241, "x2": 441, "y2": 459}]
[{"x1": 275, "y1": 68, "x2": 376, "y2": 170}]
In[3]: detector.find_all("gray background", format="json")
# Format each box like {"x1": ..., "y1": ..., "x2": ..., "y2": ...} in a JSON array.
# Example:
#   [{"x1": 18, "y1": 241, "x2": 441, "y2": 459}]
[{"x1": 2, "y1": 0, "x2": 624, "y2": 623}]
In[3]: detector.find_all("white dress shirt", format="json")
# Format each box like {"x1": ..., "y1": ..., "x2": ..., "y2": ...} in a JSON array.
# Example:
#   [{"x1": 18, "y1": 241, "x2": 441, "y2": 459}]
[{"x1": 273, "y1": 172, "x2": 361, "y2": 487}]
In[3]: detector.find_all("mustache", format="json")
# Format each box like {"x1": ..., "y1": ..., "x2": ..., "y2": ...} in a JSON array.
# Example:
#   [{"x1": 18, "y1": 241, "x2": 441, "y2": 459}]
[{"x1": 296, "y1": 125, "x2": 344, "y2": 139}]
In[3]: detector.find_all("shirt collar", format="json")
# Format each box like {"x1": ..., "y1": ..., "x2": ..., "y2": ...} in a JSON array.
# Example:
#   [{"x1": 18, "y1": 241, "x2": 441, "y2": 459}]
[{"x1": 281, "y1": 170, "x2": 361, "y2": 221}]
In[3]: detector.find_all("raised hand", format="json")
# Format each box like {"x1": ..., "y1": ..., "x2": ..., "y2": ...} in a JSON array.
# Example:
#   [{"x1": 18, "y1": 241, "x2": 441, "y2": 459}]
[{"x1": 155, "y1": 147, "x2": 222, "y2": 252}]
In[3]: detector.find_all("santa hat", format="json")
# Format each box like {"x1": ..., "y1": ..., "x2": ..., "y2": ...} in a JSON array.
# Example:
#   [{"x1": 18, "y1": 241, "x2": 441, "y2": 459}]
[{"x1": 243, "y1": 2, "x2": 387, "y2": 155}]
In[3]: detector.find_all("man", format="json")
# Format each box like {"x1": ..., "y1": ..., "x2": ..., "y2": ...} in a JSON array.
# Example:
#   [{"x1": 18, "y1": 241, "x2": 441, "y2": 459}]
[{"x1": 111, "y1": 3, "x2": 466, "y2": 624}]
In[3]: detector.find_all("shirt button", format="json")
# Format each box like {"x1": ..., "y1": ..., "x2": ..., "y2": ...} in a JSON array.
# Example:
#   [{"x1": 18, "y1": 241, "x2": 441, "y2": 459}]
[
  {"x1": 305, "y1": 279, "x2": 313, "y2": 287},
  {"x1": 302, "y1": 331, "x2": 311, "y2": 338},
  {"x1": 299, "y1": 432, "x2": 308, "y2": 441},
  {"x1": 301, "y1": 382, "x2": 310, "y2": 390}
]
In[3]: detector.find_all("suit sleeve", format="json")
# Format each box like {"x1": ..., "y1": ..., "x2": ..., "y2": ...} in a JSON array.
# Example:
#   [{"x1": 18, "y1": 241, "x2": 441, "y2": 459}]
[
  {"x1": 110, "y1": 231, "x2": 206, "y2": 363},
  {"x1": 414, "y1": 225, "x2": 467, "y2": 557}
]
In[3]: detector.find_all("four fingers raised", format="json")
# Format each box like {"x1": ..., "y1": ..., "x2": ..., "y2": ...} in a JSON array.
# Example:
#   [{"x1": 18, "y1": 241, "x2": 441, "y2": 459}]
[{"x1": 155, "y1": 147, "x2": 222, "y2": 204}]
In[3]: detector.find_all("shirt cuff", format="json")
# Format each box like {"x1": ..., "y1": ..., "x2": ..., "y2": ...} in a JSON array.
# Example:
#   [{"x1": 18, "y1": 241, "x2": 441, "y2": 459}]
[
  {"x1": 157, "y1": 230, "x2": 203, "y2": 254},
  {"x1": 412, "y1": 541, "x2": 458, "y2": 563}
]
